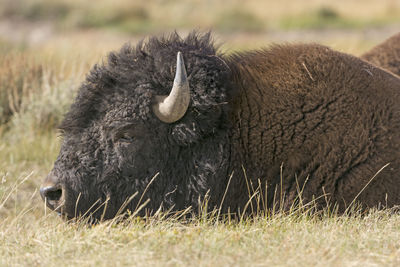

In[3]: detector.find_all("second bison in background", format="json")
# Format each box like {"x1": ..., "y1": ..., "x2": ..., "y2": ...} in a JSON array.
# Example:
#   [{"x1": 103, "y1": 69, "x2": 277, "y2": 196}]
[
  {"x1": 40, "y1": 32, "x2": 400, "y2": 221},
  {"x1": 361, "y1": 32, "x2": 400, "y2": 76}
]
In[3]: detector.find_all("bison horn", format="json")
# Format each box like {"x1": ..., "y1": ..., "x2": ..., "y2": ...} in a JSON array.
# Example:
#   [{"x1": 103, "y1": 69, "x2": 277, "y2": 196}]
[{"x1": 153, "y1": 52, "x2": 190, "y2": 123}]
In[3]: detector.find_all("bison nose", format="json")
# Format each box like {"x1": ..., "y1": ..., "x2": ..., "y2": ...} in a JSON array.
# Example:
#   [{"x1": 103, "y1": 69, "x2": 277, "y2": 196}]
[{"x1": 40, "y1": 184, "x2": 64, "y2": 210}]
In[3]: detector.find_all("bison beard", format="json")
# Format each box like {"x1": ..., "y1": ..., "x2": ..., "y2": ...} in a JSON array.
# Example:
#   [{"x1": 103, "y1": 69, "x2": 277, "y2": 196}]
[{"x1": 40, "y1": 31, "x2": 400, "y2": 221}]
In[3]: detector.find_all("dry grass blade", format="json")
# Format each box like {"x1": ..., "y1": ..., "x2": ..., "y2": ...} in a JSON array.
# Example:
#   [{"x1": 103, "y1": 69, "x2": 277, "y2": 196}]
[
  {"x1": 114, "y1": 192, "x2": 139, "y2": 218},
  {"x1": 0, "y1": 172, "x2": 33, "y2": 210},
  {"x1": 131, "y1": 198, "x2": 151, "y2": 218},
  {"x1": 240, "y1": 189, "x2": 261, "y2": 223},
  {"x1": 78, "y1": 199, "x2": 101, "y2": 220},
  {"x1": 216, "y1": 171, "x2": 234, "y2": 222},
  {"x1": 74, "y1": 192, "x2": 82, "y2": 219},
  {"x1": 135, "y1": 172, "x2": 159, "y2": 212},
  {"x1": 345, "y1": 163, "x2": 390, "y2": 213},
  {"x1": 242, "y1": 165, "x2": 255, "y2": 215}
]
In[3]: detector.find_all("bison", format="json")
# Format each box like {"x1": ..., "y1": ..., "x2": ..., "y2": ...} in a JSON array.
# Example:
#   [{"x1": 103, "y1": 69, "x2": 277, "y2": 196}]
[
  {"x1": 361, "y1": 32, "x2": 400, "y2": 76},
  {"x1": 40, "y1": 32, "x2": 400, "y2": 221}
]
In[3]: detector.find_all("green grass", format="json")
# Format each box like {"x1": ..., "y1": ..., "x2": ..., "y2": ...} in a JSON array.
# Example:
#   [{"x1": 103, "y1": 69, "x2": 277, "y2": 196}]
[{"x1": 280, "y1": 6, "x2": 400, "y2": 30}]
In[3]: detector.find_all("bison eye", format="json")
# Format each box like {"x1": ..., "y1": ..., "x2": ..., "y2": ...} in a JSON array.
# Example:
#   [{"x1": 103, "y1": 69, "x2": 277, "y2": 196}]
[
  {"x1": 118, "y1": 133, "x2": 135, "y2": 143},
  {"x1": 112, "y1": 124, "x2": 146, "y2": 144},
  {"x1": 115, "y1": 132, "x2": 135, "y2": 144}
]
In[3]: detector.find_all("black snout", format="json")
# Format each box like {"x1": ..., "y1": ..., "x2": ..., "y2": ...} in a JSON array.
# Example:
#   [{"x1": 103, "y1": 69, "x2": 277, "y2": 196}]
[{"x1": 40, "y1": 185, "x2": 63, "y2": 210}]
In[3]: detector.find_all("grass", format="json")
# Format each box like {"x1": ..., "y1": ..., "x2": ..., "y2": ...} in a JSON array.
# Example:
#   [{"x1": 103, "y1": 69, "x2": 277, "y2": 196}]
[{"x1": 1, "y1": 3, "x2": 400, "y2": 264}]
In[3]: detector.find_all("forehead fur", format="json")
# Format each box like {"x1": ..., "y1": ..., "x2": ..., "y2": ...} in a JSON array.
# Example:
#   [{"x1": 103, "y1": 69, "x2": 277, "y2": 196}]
[{"x1": 60, "y1": 31, "x2": 231, "y2": 133}]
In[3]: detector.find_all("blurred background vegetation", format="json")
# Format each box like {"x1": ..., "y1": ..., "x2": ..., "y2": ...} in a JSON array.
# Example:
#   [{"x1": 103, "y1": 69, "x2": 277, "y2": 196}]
[
  {"x1": 1, "y1": 0, "x2": 400, "y2": 33},
  {"x1": 1, "y1": 0, "x2": 400, "y2": 49}
]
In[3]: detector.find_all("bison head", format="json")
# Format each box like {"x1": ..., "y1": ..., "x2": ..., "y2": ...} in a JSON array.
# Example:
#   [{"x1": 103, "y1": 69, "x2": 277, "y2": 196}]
[{"x1": 40, "y1": 32, "x2": 233, "y2": 221}]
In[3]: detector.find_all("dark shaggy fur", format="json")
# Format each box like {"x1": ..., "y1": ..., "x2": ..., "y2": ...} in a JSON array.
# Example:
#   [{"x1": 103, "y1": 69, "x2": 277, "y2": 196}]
[
  {"x1": 43, "y1": 32, "x2": 400, "y2": 220},
  {"x1": 361, "y1": 32, "x2": 400, "y2": 76}
]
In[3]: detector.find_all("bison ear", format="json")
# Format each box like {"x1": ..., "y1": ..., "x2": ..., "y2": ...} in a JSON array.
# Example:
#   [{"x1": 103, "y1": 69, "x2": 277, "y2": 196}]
[{"x1": 152, "y1": 52, "x2": 190, "y2": 123}]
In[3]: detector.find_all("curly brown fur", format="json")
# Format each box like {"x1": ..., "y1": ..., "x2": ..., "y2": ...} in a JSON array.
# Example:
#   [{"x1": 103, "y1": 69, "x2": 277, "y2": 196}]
[
  {"x1": 226, "y1": 44, "x2": 400, "y2": 212},
  {"x1": 361, "y1": 32, "x2": 400, "y2": 76},
  {"x1": 42, "y1": 32, "x2": 400, "y2": 221}
]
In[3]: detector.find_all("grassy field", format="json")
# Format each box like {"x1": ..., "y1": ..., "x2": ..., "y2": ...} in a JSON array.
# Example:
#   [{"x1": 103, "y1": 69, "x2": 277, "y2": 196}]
[{"x1": 1, "y1": 0, "x2": 400, "y2": 266}]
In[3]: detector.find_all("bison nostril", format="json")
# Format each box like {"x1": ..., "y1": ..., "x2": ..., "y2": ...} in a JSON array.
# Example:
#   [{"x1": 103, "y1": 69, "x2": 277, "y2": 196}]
[
  {"x1": 46, "y1": 188, "x2": 62, "y2": 201},
  {"x1": 40, "y1": 186, "x2": 63, "y2": 204}
]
